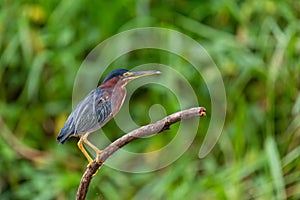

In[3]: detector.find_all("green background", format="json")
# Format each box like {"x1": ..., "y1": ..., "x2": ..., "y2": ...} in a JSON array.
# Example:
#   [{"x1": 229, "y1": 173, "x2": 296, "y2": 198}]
[{"x1": 1, "y1": 0, "x2": 300, "y2": 199}]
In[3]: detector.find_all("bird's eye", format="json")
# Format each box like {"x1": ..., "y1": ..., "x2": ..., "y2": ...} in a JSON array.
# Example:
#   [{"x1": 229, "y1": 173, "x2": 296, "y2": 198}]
[{"x1": 123, "y1": 72, "x2": 131, "y2": 76}]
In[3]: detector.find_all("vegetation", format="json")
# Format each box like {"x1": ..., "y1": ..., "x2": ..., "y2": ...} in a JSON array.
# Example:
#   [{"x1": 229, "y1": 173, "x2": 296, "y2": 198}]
[{"x1": 1, "y1": 0, "x2": 299, "y2": 199}]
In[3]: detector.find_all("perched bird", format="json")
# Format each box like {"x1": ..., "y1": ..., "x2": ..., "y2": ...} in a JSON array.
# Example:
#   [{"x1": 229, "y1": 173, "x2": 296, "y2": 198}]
[{"x1": 57, "y1": 68, "x2": 160, "y2": 165}]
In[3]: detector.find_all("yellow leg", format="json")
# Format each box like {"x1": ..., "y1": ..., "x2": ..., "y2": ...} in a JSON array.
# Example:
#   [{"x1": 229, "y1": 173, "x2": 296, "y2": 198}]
[
  {"x1": 77, "y1": 136, "x2": 93, "y2": 163},
  {"x1": 81, "y1": 133, "x2": 103, "y2": 176},
  {"x1": 82, "y1": 135, "x2": 102, "y2": 157}
]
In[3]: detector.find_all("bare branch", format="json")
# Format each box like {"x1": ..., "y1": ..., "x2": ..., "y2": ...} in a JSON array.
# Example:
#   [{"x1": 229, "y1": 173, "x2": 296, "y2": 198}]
[{"x1": 76, "y1": 107, "x2": 206, "y2": 200}]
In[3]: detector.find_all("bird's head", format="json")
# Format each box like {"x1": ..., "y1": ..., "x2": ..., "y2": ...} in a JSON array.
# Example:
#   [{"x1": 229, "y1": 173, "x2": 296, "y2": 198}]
[{"x1": 102, "y1": 68, "x2": 161, "y2": 86}]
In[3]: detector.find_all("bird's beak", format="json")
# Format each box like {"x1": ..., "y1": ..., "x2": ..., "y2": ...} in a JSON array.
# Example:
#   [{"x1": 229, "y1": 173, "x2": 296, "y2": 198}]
[{"x1": 124, "y1": 70, "x2": 161, "y2": 80}]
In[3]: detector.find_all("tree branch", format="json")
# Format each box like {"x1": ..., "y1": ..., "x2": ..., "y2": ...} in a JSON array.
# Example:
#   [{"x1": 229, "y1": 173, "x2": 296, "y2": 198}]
[{"x1": 76, "y1": 107, "x2": 206, "y2": 200}]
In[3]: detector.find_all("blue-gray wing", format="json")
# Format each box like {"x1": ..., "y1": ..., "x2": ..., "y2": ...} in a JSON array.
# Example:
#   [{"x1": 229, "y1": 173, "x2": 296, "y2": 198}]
[{"x1": 57, "y1": 88, "x2": 112, "y2": 144}]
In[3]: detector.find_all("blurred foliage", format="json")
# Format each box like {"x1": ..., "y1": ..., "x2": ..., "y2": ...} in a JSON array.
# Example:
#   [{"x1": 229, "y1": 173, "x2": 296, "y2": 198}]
[{"x1": 1, "y1": 0, "x2": 300, "y2": 199}]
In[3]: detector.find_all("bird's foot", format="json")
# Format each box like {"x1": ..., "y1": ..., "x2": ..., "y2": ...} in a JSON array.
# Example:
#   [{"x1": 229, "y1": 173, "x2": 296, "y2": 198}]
[
  {"x1": 86, "y1": 150, "x2": 102, "y2": 167},
  {"x1": 95, "y1": 155, "x2": 101, "y2": 164},
  {"x1": 86, "y1": 161, "x2": 93, "y2": 168},
  {"x1": 92, "y1": 152, "x2": 103, "y2": 176},
  {"x1": 86, "y1": 161, "x2": 100, "y2": 176},
  {"x1": 94, "y1": 150, "x2": 102, "y2": 163},
  {"x1": 86, "y1": 151, "x2": 102, "y2": 176}
]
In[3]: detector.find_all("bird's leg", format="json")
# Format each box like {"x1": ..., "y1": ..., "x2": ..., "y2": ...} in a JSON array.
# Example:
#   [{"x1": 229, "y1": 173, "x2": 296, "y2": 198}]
[
  {"x1": 81, "y1": 134, "x2": 103, "y2": 176},
  {"x1": 82, "y1": 134, "x2": 102, "y2": 167},
  {"x1": 82, "y1": 136, "x2": 102, "y2": 157},
  {"x1": 77, "y1": 136, "x2": 93, "y2": 163}
]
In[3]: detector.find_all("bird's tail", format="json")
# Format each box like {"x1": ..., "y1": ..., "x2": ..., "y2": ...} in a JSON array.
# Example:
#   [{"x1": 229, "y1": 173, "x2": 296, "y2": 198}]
[{"x1": 57, "y1": 126, "x2": 74, "y2": 144}]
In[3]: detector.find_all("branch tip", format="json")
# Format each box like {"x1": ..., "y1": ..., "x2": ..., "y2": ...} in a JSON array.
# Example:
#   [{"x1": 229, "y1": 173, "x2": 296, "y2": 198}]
[{"x1": 199, "y1": 107, "x2": 206, "y2": 116}]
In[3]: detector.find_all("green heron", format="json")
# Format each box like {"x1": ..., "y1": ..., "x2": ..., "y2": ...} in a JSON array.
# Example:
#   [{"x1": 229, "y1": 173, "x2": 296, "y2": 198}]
[{"x1": 57, "y1": 68, "x2": 160, "y2": 165}]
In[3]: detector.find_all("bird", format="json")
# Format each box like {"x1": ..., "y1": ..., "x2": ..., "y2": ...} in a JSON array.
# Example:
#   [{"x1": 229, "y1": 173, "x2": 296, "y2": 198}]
[{"x1": 57, "y1": 68, "x2": 161, "y2": 165}]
